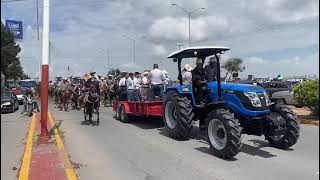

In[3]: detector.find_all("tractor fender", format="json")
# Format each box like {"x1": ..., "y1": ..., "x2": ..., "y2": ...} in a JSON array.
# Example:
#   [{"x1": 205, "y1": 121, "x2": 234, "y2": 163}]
[{"x1": 165, "y1": 85, "x2": 196, "y2": 107}]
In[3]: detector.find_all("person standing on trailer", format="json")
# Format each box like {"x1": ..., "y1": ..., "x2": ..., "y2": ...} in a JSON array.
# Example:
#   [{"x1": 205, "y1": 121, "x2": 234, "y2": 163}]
[
  {"x1": 133, "y1": 72, "x2": 142, "y2": 101},
  {"x1": 118, "y1": 72, "x2": 128, "y2": 101},
  {"x1": 126, "y1": 73, "x2": 135, "y2": 101},
  {"x1": 148, "y1": 64, "x2": 166, "y2": 101},
  {"x1": 140, "y1": 71, "x2": 150, "y2": 101}
]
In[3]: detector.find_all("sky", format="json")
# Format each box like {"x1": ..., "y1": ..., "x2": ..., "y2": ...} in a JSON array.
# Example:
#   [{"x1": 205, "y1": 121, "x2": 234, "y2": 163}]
[{"x1": 1, "y1": 0, "x2": 319, "y2": 80}]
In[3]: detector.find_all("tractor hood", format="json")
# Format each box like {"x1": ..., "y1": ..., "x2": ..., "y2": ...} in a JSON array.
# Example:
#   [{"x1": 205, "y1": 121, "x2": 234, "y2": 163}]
[{"x1": 208, "y1": 82, "x2": 265, "y2": 93}]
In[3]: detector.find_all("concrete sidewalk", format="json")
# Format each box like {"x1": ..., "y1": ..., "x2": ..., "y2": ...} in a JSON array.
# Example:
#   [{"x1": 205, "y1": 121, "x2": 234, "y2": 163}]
[{"x1": 18, "y1": 112, "x2": 77, "y2": 180}]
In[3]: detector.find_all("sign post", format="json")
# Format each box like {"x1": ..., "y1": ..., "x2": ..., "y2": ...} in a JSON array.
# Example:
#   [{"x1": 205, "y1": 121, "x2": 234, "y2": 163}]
[
  {"x1": 5, "y1": 19, "x2": 23, "y2": 39},
  {"x1": 40, "y1": 0, "x2": 50, "y2": 137}
]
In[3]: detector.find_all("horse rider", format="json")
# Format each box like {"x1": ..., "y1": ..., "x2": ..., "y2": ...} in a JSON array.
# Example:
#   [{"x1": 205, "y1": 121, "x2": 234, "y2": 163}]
[{"x1": 78, "y1": 73, "x2": 94, "y2": 110}]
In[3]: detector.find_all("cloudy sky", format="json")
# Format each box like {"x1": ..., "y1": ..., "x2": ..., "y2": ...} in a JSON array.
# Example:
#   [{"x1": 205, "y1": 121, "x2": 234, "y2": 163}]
[{"x1": 1, "y1": 0, "x2": 319, "y2": 79}]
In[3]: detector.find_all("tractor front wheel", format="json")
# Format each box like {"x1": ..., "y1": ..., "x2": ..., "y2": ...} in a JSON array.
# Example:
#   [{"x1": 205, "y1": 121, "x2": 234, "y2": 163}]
[
  {"x1": 206, "y1": 109, "x2": 242, "y2": 159},
  {"x1": 163, "y1": 92, "x2": 194, "y2": 140},
  {"x1": 266, "y1": 104, "x2": 300, "y2": 149}
]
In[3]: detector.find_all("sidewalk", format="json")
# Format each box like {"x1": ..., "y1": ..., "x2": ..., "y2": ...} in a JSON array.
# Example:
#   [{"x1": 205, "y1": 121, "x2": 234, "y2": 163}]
[{"x1": 18, "y1": 112, "x2": 77, "y2": 180}]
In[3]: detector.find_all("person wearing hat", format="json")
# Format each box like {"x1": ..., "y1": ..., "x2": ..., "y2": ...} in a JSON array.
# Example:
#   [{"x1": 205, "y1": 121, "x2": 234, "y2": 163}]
[
  {"x1": 182, "y1": 64, "x2": 193, "y2": 86},
  {"x1": 192, "y1": 58, "x2": 207, "y2": 105},
  {"x1": 140, "y1": 71, "x2": 150, "y2": 101},
  {"x1": 118, "y1": 72, "x2": 128, "y2": 101},
  {"x1": 133, "y1": 72, "x2": 142, "y2": 101},
  {"x1": 204, "y1": 56, "x2": 218, "y2": 82},
  {"x1": 126, "y1": 73, "x2": 136, "y2": 101}
]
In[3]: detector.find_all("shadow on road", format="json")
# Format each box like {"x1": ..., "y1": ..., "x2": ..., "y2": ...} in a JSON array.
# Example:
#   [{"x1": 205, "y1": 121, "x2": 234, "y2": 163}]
[
  {"x1": 129, "y1": 116, "x2": 164, "y2": 129},
  {"x1": 80, "y1": 120, "x2": 100, "y2": 126}
]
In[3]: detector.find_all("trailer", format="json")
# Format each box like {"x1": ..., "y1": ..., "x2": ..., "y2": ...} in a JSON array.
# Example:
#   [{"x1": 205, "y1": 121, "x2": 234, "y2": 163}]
[{"x1": 113, "y1": 101, "x2": 163, "y2": 122}]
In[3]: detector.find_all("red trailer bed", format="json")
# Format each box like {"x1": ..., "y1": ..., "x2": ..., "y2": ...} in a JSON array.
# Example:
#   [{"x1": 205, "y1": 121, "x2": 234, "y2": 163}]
[{"x1": 113, "y1": 101, "x2": 163, "y2": 117}]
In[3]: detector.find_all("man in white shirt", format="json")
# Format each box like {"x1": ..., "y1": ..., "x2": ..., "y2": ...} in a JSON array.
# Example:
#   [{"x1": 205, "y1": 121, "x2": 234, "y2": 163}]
[
  {"x1": 118, "y1": 72, "x2": 128, "y2": 101},
  {"x1": 148, "y1": 64, "x2": 166, "y2": 101},
  {"x1": 140, "y1": 71, "x2": 149, "y2": 101},
  {"x1": 133, "y1": 72, "x2": 142, "y2": 101},
  {"x1": 126, "y1": 73, "x2": 135, "y2": 101}
]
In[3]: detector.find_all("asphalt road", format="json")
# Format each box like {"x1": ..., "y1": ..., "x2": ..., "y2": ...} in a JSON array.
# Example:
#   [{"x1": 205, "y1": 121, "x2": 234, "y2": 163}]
[
  {"x1": 48, "y1": 101, "x2": 319, "y2": 180},
  {"x1": 1, "y1": 101, "x2": 319, "y2": 180},
  {"x1": 1, "y1": 105, "x2": 30, "y2": 180}
]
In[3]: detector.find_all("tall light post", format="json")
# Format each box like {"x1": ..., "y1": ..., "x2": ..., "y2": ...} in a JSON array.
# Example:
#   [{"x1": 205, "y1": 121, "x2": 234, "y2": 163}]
[
  {"x1": 171, "y1": 3, "x2": 205, "y2": 47},
  {"x1": 123, "y1": 35, "x2": 146, "y2": 64}
]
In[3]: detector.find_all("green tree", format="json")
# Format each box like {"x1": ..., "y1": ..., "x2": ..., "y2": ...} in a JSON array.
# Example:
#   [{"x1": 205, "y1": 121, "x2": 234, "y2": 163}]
[
  {"x1": 108, "y1": 68, "x2": 121, "y2": 76},
  {"x1": 1, "y1": 22, "x2": 23, "y2": 81},
  {"x1": 293, "y1": 80, "x2": 319, "y2": 115},
  {"x1": 222, "y1": 57, "x2": 245, "y2": 81}
]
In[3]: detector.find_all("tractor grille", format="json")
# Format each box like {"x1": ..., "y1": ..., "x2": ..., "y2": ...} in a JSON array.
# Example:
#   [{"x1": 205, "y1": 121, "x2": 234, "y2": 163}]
[{"x1": 235, "y1": 91, "x2": 268, "y2": 111}]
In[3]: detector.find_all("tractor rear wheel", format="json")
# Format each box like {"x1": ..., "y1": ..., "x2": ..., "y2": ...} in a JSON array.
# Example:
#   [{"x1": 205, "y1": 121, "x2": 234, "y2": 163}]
[
  {"x1": 206, "y1": 109, "x2": 241, "y2": 159},
  {"x1": 266, "y1": 104, "x2": 300, "y2": 149},
  {"x1": 163, "y1": 91, "x2": 194, "y2": 140},
  {"x1": 115, "y1": 104, "x2": 121, "y2": 120}
]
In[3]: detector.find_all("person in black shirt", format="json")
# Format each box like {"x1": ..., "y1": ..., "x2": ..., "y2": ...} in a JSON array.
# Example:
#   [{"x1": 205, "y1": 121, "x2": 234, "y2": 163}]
[
  {"x1": 192, "y1": 58, "x2": 207, "y2": 104},
  {"x1": 204, "y1": 56, "x2": 218, "y2": 82}
]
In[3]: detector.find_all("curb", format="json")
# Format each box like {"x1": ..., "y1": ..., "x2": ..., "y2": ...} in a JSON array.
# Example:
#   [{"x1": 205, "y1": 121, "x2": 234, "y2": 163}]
[
  {"x1": 300, "y1": 119, "x2": 319, "y2": 126},
  {"x1": 18, "y1": 113, "x2": 77, "y2": 180},
  {"x1": 18, "y1": 114, "x2": 37, "y2": 180},
  {"x1": 48, "y1": 112, "x2": 77, "y2": 180}
]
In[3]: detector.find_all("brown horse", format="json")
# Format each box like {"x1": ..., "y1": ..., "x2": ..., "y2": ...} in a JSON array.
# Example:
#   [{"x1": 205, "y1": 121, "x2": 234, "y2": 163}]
[
  {"x1": 71, "y1": 86, "x2": 81, "y2": 110},
  {"x1": 60, "y1": 87, "x2": 71, "y2": 111},
  {"x1": 83, "y1": 91, "x2": 100, "y2": 125}
]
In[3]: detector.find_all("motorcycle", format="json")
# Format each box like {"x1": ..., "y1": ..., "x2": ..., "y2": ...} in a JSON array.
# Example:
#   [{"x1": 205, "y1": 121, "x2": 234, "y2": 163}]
[{"x1": 26, "y1": 96, "x2": 37, "y2": 117}]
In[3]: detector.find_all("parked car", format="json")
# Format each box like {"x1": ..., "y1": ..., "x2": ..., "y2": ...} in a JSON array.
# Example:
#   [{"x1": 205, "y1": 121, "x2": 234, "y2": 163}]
[
  {"x1": 10, "y1": 87, "x2": 24, "y2": 104},
  {"x1": 259, "y1": 82, "x2": 300, "y2": 107},
  {"x1": 1, "y1": 91, "x2": 19, "y2": 113}
]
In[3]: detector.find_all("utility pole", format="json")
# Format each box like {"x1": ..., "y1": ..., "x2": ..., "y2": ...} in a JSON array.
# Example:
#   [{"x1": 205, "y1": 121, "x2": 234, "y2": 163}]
[
  {"x1": 40, "y1": 0, "x2": 50, "y2": 138},
  {"x1": 107, "y1": 49, "x2": 110, "y2": 73},
  {"x1": 123, "y1": 35, "x2": 146, "y2": 65},
  {"x1": 36, "y1": 0, "x2": 39, "y2": 40},
  {"x1": 177, "y1": 44, "x2": 184, "y2": 50}
]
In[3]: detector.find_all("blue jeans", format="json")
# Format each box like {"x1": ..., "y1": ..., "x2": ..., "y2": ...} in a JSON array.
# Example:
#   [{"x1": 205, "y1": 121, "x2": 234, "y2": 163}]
[
  {"x1": 149, "y1": 84, "x2": 163, "y2": 101},
  {"x1": 127, "y1": 89, "x2": 135, "y2": 101}
]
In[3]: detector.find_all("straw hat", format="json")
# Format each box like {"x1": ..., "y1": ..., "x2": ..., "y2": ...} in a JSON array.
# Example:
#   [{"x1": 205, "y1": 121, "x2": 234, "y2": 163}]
[
  {"x1": 184, "y1": 64, "x2": 192, "y2": 72},
  {"x1": 83, "y1": 73, "x2": 93, "y2": 81},
  {"x1": 143, "y1": 71, "x2": 149, "y2": 75}
]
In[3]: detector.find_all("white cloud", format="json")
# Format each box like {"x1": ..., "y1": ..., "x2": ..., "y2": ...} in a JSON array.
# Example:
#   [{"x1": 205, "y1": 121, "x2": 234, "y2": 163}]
[{"x1": 152, "y1": 44, "x2": 167, "y2": 56}]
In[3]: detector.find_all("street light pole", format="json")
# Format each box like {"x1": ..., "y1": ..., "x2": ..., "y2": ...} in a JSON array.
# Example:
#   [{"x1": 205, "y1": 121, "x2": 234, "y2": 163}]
[
  {"x1": 171, "y1": 3, "x2": 205, "y2": 47},
  {"x1": 40, "y1": 0, "x2": 50, "y2": 138},
  {"x1": 123, "y1": 35, "x2": 146, "y2": 64},
  {"x1": 107, "y1": 49, "x2": 110, "y2": 72},
  {"x1": 36, "y1": 0, "x2": 39, "y2": 40}
]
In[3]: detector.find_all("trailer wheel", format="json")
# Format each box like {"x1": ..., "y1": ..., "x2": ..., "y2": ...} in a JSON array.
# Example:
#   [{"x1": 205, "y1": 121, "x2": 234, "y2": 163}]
[
  {"x1": 163, "y1": 91, "x2": 194, "y2": 140},
  {"x1": 119, "y1": 105, "x2": 130, "y2": 123},
  {"x1": 115, "y1": 105, "x2": 121, "y2": 120},
  {"x1": 206, "y1": 109, "x2": 241, "y2": 159},
  {"x1": 266, "y1": 104, "x2": 300, "y2": 149}
]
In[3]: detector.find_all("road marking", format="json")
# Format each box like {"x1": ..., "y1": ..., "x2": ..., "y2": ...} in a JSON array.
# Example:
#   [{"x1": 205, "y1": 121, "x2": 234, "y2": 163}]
[
  {"x1": 48, "y1": 112, "x2": 77, "y2": 180},
  {"x1": 18, "y1": 114, "x2": 36, "y2": 180}
]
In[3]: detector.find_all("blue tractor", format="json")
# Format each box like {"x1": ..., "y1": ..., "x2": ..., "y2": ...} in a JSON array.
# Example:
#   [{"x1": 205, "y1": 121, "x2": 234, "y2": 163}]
[{"x1": 163, "y1": 46, "x2": 300, "y2": 159}]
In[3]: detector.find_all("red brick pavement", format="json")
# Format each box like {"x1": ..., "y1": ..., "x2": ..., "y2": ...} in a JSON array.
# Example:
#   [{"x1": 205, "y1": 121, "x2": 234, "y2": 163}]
[{"x1": 28, "y1": 113, "x2": 69, "y2": 180}]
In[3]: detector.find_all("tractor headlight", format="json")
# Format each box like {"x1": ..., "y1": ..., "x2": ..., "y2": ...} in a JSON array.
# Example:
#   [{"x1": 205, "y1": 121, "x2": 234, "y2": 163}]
[
  {"x1": 181, "y1": 87, "x2": 190, "y2": 92},
  {"x1": 263, "y1": 92, "x2": 273, "y2": 106},
  {"x1": 243, "y1": 92, "x2": 262, "y2": 107}
]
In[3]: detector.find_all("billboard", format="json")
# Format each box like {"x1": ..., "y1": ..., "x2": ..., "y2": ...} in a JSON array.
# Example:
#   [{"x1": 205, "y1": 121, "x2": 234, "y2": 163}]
[{"x1": 5, "y1": 19, "x2": 23, "y2": 39}]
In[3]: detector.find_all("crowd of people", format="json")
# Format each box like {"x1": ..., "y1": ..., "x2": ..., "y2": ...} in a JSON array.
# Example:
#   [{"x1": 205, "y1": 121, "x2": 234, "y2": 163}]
[{"x1": 47, "y1": 55, "x2": 219, "y2": 111}]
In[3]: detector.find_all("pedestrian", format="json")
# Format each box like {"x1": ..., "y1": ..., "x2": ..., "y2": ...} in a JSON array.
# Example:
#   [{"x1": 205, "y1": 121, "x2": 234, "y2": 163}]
[
  {"x1": 140, "y1": 71, "x2": 150, "y2": 101},
  {"x1": 192, "y1": 58, "x2": 206, "y2": 105},
  {"x1": 148, "y1": 64, "x2": 166, "y2": 101},
  {"x1": 118, "y1": 72, "x2": 128, "y2": 101},
  {"x1": 182, "y1": 64, "x2": 192, "y2": 86},
  {"x1": 204, "y1": 56, "x2": 218, "y2": 82}
]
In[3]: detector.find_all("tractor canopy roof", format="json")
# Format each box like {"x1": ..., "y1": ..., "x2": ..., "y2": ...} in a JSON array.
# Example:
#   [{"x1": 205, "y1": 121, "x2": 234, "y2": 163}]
[{"x1": 167, "y1": 46, "x2": 230, "y2": 59}]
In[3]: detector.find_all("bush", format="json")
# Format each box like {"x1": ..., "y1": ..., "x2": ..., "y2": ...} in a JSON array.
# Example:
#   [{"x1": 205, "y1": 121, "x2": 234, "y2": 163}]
[{"x1": 293, "y1": 80, "x2": 319, "y2": 115}]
